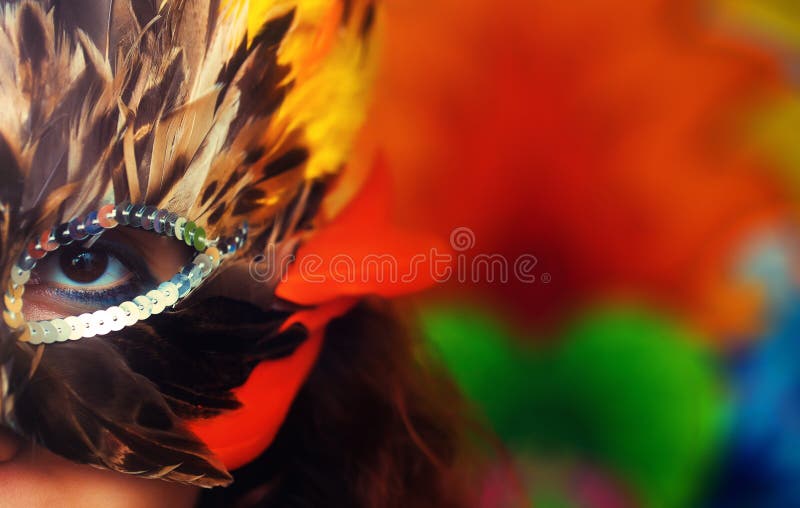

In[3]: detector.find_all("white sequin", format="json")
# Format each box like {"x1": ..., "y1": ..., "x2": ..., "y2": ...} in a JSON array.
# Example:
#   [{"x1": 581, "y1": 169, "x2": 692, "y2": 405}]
[
  {"x1": 188, "y1": 265, "x2": 204, "y2": 288},
  {"x1": 134, "y1": 295, "x2": 153, "y2": 320},
  {"x1": 64, "y1": 316, "x2": 83, "y2": 340},
  {"x1": 147, "y1": 289, "x2": 166, "y2": 315},
  {"x1": 79, "y1": 312, "x2": 98, "y2": 338},
  {"x1": 39, "y1": 321, "x2": 58, "y2": 344},
  {"x1": 51, "y1": 318, "x2": 71, "y2": 341},
  {"x1": 107, "y1": 306, "x2": 127, "y2": 332},
  {"x1": 175, "y1": 217, "x2": 187, "y2": 240},
  {"x1": 10, "y1": 267, "x2": 30, "y2": 286},
  {"x1": 158, "y1": 282, "x2": 179, "y2": 306},
  {"x1": 91, "y1": 310, "x2": 112, "y2": 336},
  {"x1": 120, "y1": 301, "x2": 140, "y2": 326},
  {"x1": 193, "y1": 254, "x2": 213, "y2": 277},
  {"x1": 27, "y1": 322, "x2": 44, "y2": 344}
]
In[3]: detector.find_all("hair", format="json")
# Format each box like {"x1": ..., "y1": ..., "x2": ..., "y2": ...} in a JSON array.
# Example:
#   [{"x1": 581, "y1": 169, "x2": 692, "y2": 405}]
[{"x1": 197, "y1": 298, "x2": 479, "y2": 508}]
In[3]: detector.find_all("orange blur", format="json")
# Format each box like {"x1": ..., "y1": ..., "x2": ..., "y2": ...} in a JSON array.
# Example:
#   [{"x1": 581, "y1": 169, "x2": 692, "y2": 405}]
[{"x1": 352, "y1": 0, "x2": 791, "y2": 340}]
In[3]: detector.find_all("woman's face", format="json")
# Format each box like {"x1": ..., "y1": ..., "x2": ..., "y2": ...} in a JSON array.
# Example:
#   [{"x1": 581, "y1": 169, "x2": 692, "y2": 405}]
[
  {"x1": 0, "y1": 428, "x2": 199, "y2": 507},
  {"x1": 5, "y1": 220, "x2": 316, "y2": 502},
  {"x1": 4, "y1": 230, "x2": 198, "y2": 507}
]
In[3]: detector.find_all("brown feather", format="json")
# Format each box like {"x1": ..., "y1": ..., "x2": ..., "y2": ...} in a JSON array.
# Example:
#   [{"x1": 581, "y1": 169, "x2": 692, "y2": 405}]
[{"x1": 0, "y1": 0, "x2": 377, "y2": 488}]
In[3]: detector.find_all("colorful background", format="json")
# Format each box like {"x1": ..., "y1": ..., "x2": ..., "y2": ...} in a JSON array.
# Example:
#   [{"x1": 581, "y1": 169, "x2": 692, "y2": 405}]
[{"x1": 348, "y1": 0, "x2": 800, "y2": 506}]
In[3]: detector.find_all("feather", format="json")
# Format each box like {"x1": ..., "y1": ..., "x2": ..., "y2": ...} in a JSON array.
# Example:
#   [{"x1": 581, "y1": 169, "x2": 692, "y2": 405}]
[
  {"x1": 6, "y1": 339, "x2": 233, "y2": 486},
  {"x1": 0, "y1": 0, "x2": 379, "y2": 488}
]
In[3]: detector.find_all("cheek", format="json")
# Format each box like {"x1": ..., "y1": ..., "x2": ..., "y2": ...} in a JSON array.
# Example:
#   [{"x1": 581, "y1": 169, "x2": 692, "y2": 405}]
[
  {"x1": 0, "y1": 440, "x2": 198, "y2": 508},
  {"x1": 188, "y1": 327, "x2": 324, "y2": 470}
]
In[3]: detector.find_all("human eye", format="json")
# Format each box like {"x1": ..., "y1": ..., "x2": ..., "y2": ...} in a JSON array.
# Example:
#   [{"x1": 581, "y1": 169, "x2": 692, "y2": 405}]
[
  {"x1": 23, "y1": 229, "x2": 190, "y2": 321},
  {"x1": 30, "y1": 239, "x2": 151, "y2": 308}
]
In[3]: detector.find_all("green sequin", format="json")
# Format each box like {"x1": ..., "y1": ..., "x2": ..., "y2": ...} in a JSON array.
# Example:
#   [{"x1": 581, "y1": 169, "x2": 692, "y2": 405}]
[
  {"x1": 193, "y1": 227, "x2": 207, "y2": 251},
  {"x1": 184, "y1": 221, "x2": 197, "y2": 247}
]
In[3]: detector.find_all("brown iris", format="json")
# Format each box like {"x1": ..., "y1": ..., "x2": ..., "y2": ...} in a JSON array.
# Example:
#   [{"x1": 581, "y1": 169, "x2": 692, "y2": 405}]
[{"x1": 59, "y1": 245, "x2": 109, "y2": 284}]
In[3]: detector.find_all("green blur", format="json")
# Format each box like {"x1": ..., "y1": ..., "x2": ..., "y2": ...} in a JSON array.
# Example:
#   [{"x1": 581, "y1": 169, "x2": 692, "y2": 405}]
[{"x1": 422, "y1": 304, "x2": 729, "y2": 508}]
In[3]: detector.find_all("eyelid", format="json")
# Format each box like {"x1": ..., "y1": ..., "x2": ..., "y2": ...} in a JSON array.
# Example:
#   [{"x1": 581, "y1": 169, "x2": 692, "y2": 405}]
[
  {"x1": 44, "y1": 268, "x2": 133, "y2": 291},
  {"x1": 23, "y1": 235, "x2": 163, "y2": 318},
  {"x1": 34, "y1": 280, "x2": 142, "y2": 314},
  {"x1": 84, "y1": 236, "x2": 157, "y2": 288},
  {"x1": 28, "y1": 235, "x2": 157, "y2": 291}
]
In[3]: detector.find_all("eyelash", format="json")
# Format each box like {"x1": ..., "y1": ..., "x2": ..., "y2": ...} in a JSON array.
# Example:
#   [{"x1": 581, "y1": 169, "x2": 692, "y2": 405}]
[
  {"x1": 30, "y1": 238, "x2": 156, "y2": 308},
  {"x1": 46, "y1": 281, "x2": 141, "y2": 308}
]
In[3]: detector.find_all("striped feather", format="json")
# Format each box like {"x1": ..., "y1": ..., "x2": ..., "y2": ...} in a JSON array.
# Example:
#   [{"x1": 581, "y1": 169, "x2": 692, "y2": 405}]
[{"x1": 0, "y1": 0, "x2": 378, "y2": 487}]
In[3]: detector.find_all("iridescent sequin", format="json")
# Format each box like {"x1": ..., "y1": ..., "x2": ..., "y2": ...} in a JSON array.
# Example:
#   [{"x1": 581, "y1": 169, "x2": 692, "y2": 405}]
[{"x1": 4, "y1": 202, "x2": 245, "y2": 344}]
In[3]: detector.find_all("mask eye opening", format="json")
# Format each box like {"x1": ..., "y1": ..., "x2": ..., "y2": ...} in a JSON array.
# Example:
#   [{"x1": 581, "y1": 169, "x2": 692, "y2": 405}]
[{"x1": 3, "y1": 202, "x2": 245, "y2": 344}]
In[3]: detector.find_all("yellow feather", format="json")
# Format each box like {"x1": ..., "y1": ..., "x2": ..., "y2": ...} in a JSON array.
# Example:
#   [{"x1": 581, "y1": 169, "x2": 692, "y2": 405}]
[{"x1": 218, "y1": 0, "x2": 379, "y2": 181}]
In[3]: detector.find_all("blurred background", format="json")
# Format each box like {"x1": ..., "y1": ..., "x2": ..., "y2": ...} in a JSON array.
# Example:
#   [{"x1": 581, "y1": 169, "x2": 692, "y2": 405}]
[{"x1": 347, "y1": 0, "x2": 800, "y2": 506}]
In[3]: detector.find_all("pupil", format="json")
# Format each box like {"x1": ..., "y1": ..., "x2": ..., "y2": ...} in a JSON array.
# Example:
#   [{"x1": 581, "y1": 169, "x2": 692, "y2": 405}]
[{"x1": 59, "y1": 246, "x2": 109, "y2": 284}]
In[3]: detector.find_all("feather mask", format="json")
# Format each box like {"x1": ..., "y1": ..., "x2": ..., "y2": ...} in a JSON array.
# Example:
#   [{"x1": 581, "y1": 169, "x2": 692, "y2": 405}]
[{"x1": 0, "y1": 0, "x2": 378, "y2": 487}]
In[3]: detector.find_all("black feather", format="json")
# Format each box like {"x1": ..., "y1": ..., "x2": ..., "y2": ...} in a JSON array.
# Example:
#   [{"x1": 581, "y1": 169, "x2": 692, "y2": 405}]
[
  {"x1": 256, "y1": 147, "x2": 309, "y2": 182},
  {"x1": 8, "y1": 338, "x2": 233, "y2": 486},
  {"x1": 107, "y1": 297, "x2": 308, "y2": 419},
  {"x1": 53, "y1": 0, "x2": 113, "y2": 52},
  {"x1": 0, "y1": 133, "x2": 24, "y2": 212},
  {"x1": 252, "y1": 8, "x2": 295, "y2": 48},
  {"x1": 18, "y1": 3, "x2": 47, "y2": 73}
]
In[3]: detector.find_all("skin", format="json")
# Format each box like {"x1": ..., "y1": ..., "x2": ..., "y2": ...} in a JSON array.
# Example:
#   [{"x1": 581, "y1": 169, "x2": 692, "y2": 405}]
[
  {"x1": 24, "y1": 228, "x2": 193, "y2": 321},
  {"x1": 3, "y1": 229, "x2": 201, "y2": 507},
  {"x1": 0, "y1": 428, "x2": 199, "y2": 507}
]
